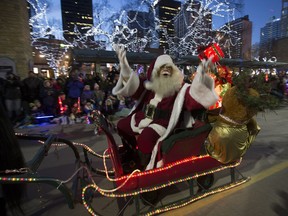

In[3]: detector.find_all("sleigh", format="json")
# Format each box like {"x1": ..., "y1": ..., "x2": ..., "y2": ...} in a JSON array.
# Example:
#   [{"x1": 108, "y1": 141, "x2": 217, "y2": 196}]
[{"x1": 81, "y1": 111, "x2": 250, "y2": 215}]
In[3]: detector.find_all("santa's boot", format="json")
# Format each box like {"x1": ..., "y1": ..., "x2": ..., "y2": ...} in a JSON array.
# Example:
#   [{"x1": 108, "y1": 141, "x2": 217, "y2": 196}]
[
  {"x1": 137, "y1": 151, "x2": 151, "y2": 170},
  {"x1": 119, "y1": 145, "x2": 136, "y2": 174},
  {"x1": 121, "y1": 147, "x2": 138, "y2": 173},
  {"x1": 119, "y1": 137, "x2": 136, "y2": 164},
  {"x1": 122, "y1": 150, "x2": 151, "y2": 173}
]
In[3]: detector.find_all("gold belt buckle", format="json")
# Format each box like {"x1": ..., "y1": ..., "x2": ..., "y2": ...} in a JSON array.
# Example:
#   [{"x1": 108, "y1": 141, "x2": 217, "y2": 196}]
[{"x1": 145, "y1": 104, "x2": 155, "y2": 119}]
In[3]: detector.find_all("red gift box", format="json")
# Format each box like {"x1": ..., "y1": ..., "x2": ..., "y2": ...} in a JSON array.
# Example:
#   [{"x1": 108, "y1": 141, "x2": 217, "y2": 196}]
[{"x1": 198, "y1": 43, "x2": 224, "y2": 63}]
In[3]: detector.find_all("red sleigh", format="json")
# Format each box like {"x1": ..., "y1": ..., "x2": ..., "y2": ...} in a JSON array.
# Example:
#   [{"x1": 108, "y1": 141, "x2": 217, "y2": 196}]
[{"x1": 82, "y1": 111, "x2": 250, "y2": 215}]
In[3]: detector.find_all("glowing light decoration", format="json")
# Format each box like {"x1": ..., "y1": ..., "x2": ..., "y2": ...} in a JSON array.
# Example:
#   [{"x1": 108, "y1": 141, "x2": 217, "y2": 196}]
[
  {"x1": 27, "y1": 0, "x2": 246, "y2": 74},
  {"x1": 58, "y1": 96, "x2": 65, "y2": 114},
  {"x1": 168, "y1": 0, "x2": 239, "y2": 57},
  {"x1": 27, "y1": 0, "x2": 71, "y2": 73},
  {"x1": 27, "y1": 0, "x2": 279, "y2": 76},
  {"x1": 9, "y1": 133, "x2": 248, "y2": 215},
  {"x1": 81, "y1": 157, "x2": 244, "y2": 216},
  {"x1": 77, "y1": 97, "x2": 81, "y2": 113}
]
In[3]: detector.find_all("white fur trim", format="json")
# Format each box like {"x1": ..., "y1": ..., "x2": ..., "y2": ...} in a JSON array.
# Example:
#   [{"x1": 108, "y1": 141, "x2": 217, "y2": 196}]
[
  {"x1": 146, "y1": 84, "x2": 190, "y2": 170},
  {"x1": 182, "y1": 111, "x2": 195, "y2": 128},
  {"x1": 130, "y1": 117, "x2": 166, "y2": 136},
  {"x1": 130, "y1": 95, "x2": 164, "y2": 135},
  {"x1": 137, "y1": 118, "x2": 153, "y2": 133},
  {"x1": 127, "y1": 89, "x2": 147, "y2": 116},
  {"x1": 144, "y1": 80, "x2": 153, "y2": 90},
  {"x1": 190, "y1": 65, "x2": 219, "y2": 108},
  {"x1": 156, "y1": 159, "x2": 163, "y2": 168},
  {"x1": 112, "y1": 72, "x2": 139, "y2": 97},
  {"x1": 130, "y1": 114, "x2": 152, "y2": 134},
  {"x1": 153, "y1": 55, "x2": 173, "y2": 71},
  {"x1": 150, "y1": 55, "x2": 179, "y2": 81},
  {"x1": 148, "y1": 124, "x2": 166, "y2": 136},
  {"x1": 150, "y1": 94, "x2": 162, "y2": 105}
]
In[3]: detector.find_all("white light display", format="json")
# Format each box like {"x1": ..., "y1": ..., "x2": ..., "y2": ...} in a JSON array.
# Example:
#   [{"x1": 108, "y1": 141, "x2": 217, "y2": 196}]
[{"x1": 27, "y1": 0, "x2": 274, "y2": 73}]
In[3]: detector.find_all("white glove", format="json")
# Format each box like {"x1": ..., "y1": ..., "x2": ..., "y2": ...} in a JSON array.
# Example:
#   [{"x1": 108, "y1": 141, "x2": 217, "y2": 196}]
[
  {"x1": 198, "y1": 57, "x2": 215, "y2": 89},
  {"x1": 113, "y1": 44, "x2": 132, "y2": 79}
]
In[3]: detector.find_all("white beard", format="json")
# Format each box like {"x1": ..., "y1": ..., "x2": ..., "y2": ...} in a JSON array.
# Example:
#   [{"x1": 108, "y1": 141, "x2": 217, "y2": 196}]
[{"x1": 145, "y1": 71, "x2": 183, "y2": 98}]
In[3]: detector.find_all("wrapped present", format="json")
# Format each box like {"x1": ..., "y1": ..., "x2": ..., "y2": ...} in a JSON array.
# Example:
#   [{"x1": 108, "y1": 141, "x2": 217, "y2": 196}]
[{"x1": 198, "y1": 43, "x2": 224, "y2": 63}]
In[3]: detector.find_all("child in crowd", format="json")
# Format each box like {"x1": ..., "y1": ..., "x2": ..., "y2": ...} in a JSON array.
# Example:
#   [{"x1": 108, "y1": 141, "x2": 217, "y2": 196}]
[
  {"x1": 40, "y1": 79, "x2": 57, "y2": 116},
  {"x1": 83, "y1": 100, "x2": 94, "y2": 116},
  {"x1": 103, "y1": 98, "x2": 114, "y2": 121},
  {"x1": 57, "y1": 92, "x2": 69, "y2": 116},
  {"x1": 81, "y1": 85, "x2": 95, "y2": 106},
  {"x1": 117, "y1": 95, "x2": 127, "y2": 111},
  {"x1": 51, "y1": 92, "x2": 70, "y2": 125},
  {"x1": 70, "y1": 100, "x2": 83, "y2": 123},
  {"x1": 92, "y1": 83, "x2": 105, "y2": 111},
  {"x1": 29, "y1": 99, "x2": 44, "y2": 117}
]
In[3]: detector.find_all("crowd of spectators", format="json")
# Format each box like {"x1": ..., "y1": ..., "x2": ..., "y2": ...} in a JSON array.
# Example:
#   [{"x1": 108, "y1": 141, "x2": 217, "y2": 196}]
[
  {"x1": 0, "y1": 66, "x2": 135, "y2": 127},
  {"x1": 268, "y1": 71, "x2": 288, "y2": 100},
  {"x1": 1, "y1": 67, "x2": 287, "y2": 127}
]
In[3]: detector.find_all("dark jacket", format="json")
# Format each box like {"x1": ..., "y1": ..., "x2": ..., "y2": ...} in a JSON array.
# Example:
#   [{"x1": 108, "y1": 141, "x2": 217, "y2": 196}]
[
  {"x1": 66, "y1": 79, "x2": 84, "y2": 99},
  {"x1": 21, "y1": 77, "x2": 42, "y2": 102},
  {"x1": 4, "y1": 77, "x2": 22, "y2": 100}
]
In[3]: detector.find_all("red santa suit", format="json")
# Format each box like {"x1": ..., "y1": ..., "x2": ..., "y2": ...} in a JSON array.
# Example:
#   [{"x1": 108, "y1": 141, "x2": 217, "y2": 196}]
[{"x1": 112, "y1": 54, "x2": 218, "y2": 170}]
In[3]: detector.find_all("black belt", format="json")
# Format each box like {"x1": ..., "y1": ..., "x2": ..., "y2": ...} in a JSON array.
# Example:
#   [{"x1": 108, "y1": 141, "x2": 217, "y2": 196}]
[{"x1": 142, "y1": 104, "x2": 171, "y2": 120}]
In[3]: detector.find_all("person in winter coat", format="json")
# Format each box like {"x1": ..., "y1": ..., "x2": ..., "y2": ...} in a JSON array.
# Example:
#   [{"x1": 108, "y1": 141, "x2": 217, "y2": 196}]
[
  {"x1": 3, "y1": 72, "x2": 23, "y2": 123},
  {"x1": 39, "y1": 79, "x2": 57, "y2": 116},
  {"x1": 66, "y1": 70, "x2": 84, "y2": 108},
  {"x1": 81, "y1": 85, "x2": 95, "y2": 106},
  {"x1": 21, "y1": 71, "x2": 42, "y2": 116}
]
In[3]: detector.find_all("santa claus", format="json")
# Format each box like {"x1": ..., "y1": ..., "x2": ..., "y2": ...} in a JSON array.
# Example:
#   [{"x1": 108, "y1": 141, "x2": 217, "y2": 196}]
[{"x1": 112, "y1": 45, "x2": 219, "y2": 170}]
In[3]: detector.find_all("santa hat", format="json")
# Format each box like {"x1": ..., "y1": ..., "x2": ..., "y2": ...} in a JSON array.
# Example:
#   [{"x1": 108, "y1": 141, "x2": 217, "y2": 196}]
[{"x1": 145, "y1": 54, "x2": 181, "y2": 90}]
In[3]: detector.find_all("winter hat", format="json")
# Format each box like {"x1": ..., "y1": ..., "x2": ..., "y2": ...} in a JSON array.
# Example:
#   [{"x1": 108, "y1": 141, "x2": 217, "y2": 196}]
[
  {"x1": 94, "y1": 83, "x2": 99, "y2": 89},
  {"x1": 84, "y1": 85, "x2": 90, "y2": 90},
  {"x1": 144, "y1": 54, "x2": 181, "y2": 90},
  {"x1": 43, "y1": 79, "x2": 51, "y2": 87}
]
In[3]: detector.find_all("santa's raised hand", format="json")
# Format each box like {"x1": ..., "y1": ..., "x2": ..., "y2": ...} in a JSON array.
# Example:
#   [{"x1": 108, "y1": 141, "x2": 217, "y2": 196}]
[
  {"x1": 113, "y1": 44, "x2": 132, "y2": 81},
  {"x1": 197, "y1": 56, "x2": 215, "y2": 90}
]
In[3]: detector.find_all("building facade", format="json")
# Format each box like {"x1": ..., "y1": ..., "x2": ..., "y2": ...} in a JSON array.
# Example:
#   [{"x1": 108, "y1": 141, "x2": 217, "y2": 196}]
[
  {"x1": 154, "y1": 0, "x2": 181, "y2": 49},
  {"x1": 127, "y1": 10, "x2": 156, "y2": 49},
  {"x1": 259, "y1": 17, "x2": 281, "y2": 59},
  {"x1": 127, "y1": 11, "x2": 154, "y2": 38},
  {"x1": 0, "y1": 0, "x2": 33, "y2": 79},
  {"x1": 259, "y1": 0, "x2": 288, "y2": 61},
  {"x1": 281, "y1": 0, "x2": 288, "y2": 38},
  {"x1": 271, "y1": 37, "x2": 288, "y2": 62},
  {"x1": 174, "y1": 0, "x2": 211, "y2": 38},
  {"x1": 174, "y1": 0, "x2": 196, "y2": 38},
  {"x1": 260, "y1": 17, "x2": 281, "y2": 45},
  {"x1": 174, "y1": 0, "x2": 212, "y2": 54},
  {"x1": 61, "y1": 0, "x2": 94, "y2": 42},
  {"x1": 221, "y1": 15, "x2": 252, "y2": 60}
]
